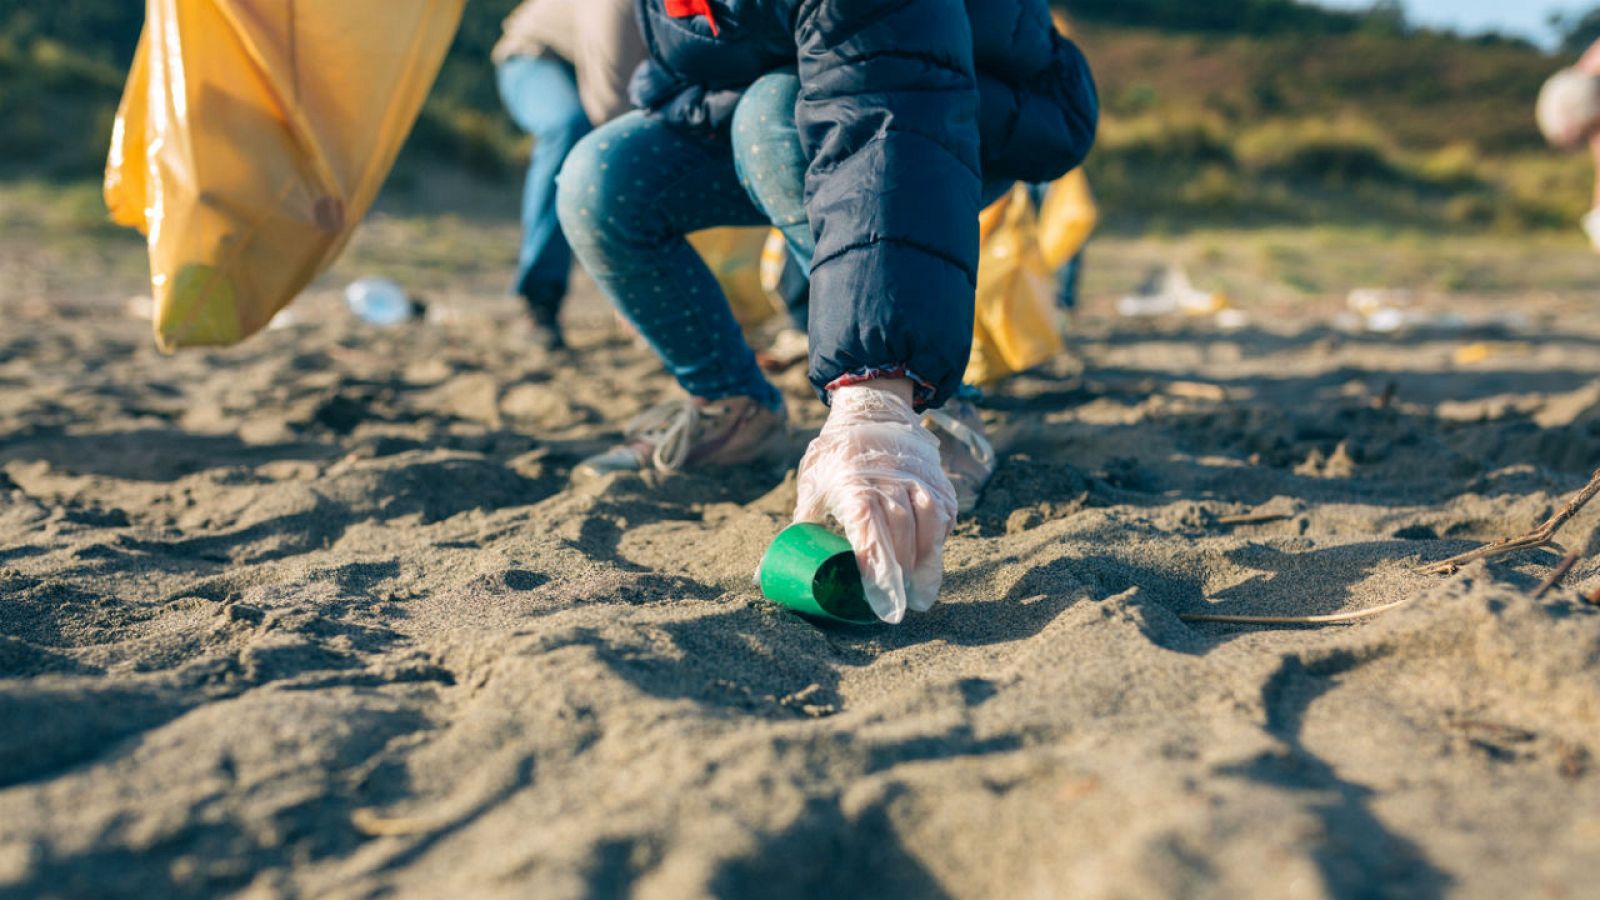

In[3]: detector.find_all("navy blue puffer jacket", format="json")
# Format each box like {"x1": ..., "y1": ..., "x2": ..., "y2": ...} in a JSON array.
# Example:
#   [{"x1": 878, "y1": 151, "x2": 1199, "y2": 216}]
[{"x1": 632, "y1": 0, "x2": 1098, "y2": 406}]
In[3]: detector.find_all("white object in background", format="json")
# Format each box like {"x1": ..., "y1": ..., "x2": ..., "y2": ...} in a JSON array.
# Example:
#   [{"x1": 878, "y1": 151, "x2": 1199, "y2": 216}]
[
  {"x1": 1582, "y1": 208, "x2": 1600, "y2": 252},
  {"x1": 1117, "y1": 266, "x2": 1225, "y2": 317},
  {"x1": 1347, "y1": 288, "x2": 1413, "y2": 333},
  {"x1": 1346, "y1": 287, "x2": 1412, "y2": 316},
  {"x1": 1214, "y1": 308, "x2": 1250, "y2": 331},
  {"x1": 345, "y1": 277, "x2": 415, "y2": 326},
  {"x1": 1341, "y1": 287, "x2": 1468, "y2": 334},
  {"x1": 1536, "y1": 68, "x2": 1600, "y2": 149},
  {"x1": 1365, "y1": 308, "x2": 1408, "y2": 334}
]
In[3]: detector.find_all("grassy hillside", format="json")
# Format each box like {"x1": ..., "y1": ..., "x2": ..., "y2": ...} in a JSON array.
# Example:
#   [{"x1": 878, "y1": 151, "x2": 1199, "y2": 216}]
[
  {"x1": 0, "y1": 1, "x2": 1591, "y2": 232},
  {"x1": 1078, "y1": 23, "x2": 1590, "y2": 231}
]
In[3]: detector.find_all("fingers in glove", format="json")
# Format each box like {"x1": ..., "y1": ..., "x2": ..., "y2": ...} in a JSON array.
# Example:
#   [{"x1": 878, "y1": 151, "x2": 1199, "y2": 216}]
[
  {"x1": 841, "y1": 494, "x2": 910, "y2": 624},
  {"x1": 883, "y1": 485, "x2": 919, "y2": 599},
  {"x1": 792, "y1": 438, "x2": 833, "y2": 525},
  {"x1": 907, "y1": 482, "x2": 953, "y2": 612}
]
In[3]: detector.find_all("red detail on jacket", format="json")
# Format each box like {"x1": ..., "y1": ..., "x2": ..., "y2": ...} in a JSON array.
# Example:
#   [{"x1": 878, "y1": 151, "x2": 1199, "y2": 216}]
[{"x1": 663, "y1": 0, "x2": 719, "y2": 35}]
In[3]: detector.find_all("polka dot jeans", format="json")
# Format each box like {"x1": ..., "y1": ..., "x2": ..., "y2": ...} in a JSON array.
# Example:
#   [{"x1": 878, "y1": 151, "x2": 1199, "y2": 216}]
[{"x1": 557, "y1": 109, "x2": 781, "y2": 410}]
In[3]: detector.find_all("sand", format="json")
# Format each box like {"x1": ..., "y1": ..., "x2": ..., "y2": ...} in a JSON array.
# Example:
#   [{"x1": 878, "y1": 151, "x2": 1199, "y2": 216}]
[{"x1": 2, "y1": 209, "x2": 1600, "y2": 897}]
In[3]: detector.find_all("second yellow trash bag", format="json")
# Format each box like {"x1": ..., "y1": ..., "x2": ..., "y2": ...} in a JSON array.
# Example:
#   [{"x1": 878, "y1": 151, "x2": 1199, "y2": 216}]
[
  {"x1": 965, "y1": 185, "x2": 1066, "y2": 387},
  {"x1": 105, "y1": 0, "x2": 465, "y2": 350},
  {"x1": 1035, "y1": 168, "x2": 1097, "y2": 272},
  {"x1": 686, "y1": 227, "x2": 780, "y2": 332}
]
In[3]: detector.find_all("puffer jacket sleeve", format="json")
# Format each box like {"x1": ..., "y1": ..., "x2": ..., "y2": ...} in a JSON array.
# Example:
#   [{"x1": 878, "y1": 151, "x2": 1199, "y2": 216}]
[
  {"x1": 972, "y1": 0, "x2": 1098, "y2": 183},
  {"x1": 794, "y1": 0, "x2": 982, "y2": 409}
]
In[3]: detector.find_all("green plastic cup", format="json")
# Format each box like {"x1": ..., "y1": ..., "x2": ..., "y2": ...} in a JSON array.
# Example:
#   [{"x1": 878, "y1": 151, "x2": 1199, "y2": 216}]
[{"x1": 759, "y1": 523, "x2": 877, "y2": 624}]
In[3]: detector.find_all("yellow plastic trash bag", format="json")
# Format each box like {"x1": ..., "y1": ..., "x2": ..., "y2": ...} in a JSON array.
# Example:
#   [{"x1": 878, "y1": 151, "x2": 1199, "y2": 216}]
[
  {"x1": 688, "y1": 227, "x2": 779, "y2": 331},
  {"x1": 105, "y1": 0, "x2": 465, "y2": 350},
  {"x1": 1036, "y1": 168, "x2": 1097, "y2": 272},
  {"x1": 758, "y1": 227, "x2": 792, "y2": 302},
  {"x1": 965, "y1": 184, "x2": 1065, "y2": 387}
]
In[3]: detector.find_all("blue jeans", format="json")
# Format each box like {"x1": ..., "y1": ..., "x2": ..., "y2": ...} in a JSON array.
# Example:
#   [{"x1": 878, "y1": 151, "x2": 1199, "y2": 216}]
[
  {"x1": 497, "y1": 55, "x2": 592, "y2": 312},
  {"x1": 557, "y1": 111, "x2": 782, "y2": 410},
  {"x1": 730, "y1": 72, "x2": 1015, "y2": 329}
]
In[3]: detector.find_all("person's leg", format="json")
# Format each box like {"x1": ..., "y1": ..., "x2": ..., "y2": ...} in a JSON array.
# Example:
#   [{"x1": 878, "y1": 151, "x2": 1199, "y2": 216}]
[
  {"x1": 730, "y1": 71, "x2": 813, "y2": 329},
  {"x1": 731, "y1": 72, "x2": 811, "y2": 269},
  {"x1": 496, "y1": 55, "x2": 592, "y2": 341},
  {"x1": 1057, "y1": 247, "x2": 1085, "y2": 309},
  {"x1": 557, "y1": 111, "x2": 780, "y2": 410}
]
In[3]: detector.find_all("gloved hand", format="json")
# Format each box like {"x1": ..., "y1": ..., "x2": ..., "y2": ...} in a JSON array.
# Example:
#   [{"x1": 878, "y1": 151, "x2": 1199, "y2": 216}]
[
  {"x1": 1583, "y1": 208, "x2": 1600, "y2": 252},
  {"x1": 795, "y1": 379, "x2": 959, "y2": 623}
]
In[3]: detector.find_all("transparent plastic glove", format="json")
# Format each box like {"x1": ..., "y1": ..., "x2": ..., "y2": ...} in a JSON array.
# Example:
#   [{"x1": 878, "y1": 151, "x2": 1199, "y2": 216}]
[
  {"x1": 1583, "y1": 208, "x2": 1600, "y2": 252},
  {"x1": 795, "y1": 381, "x2": 959, "y2": 623}
]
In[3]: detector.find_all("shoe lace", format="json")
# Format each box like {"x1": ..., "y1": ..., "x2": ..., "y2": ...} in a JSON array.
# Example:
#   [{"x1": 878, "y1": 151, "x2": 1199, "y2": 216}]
[
  {"x1": 923, "y1": 408, "x2": 996, "y2": 470},
  {"x1": 624, "y1": 398, "x2": 705, "y2": 472}
]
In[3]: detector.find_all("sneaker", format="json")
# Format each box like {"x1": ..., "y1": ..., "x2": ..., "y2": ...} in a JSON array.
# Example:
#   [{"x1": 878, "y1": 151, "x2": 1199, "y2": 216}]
[
  {"x1": 922, "y1": 398, "x2": 996, "y2": 514},
  {"x1": 575, "y1": 395, "x2": 788, "y2": 479},
  {"x1": 527, "y1": 305, "x2": 566, "y2": 352},
  {"x1": 755, "y1": 327, "x2": 809, "y2": 374}
]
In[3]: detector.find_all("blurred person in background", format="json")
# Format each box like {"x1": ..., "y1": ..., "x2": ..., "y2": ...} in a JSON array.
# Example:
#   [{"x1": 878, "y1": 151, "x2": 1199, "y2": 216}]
[
  {"x1": 1035, "y1": 7, "x2": 1098, "y2": 313},
  {"x1": 555, "y1": 0, "x2": 1097, "y2": 622},
  {"x1": 1537, "y1": 39, "x2": 1600, "y2": 250},
  {"x1": 494, "y1": 0, "x2": 646, "y2": 350}
]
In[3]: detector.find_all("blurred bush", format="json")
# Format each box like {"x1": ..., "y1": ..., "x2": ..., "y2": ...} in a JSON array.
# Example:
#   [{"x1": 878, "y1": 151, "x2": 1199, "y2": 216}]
[{"x1": 0, "y1": 0, "x2": 1592, "y2": 234}]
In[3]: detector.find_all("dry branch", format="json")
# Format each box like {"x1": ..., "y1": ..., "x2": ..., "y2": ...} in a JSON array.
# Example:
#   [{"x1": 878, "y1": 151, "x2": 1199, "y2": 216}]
[
  {"x1": 1178, "y1": 597, "x2": 1414, "y2": 626},
  {"x1": 1418, "y1": 465, "x2": 1600, "y2": 576},
  {"x1": 1531, "y1": 551, "x2": 1581, "y2": 600},
  {"x1": 1215, "y1": 511, "x2": 1294, "y2": 527}
]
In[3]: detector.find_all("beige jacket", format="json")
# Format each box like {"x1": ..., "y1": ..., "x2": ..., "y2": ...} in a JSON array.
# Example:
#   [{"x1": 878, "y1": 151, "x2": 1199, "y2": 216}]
[{"x1": 492, "y1": 0, "x2": 646, "y2": 124}]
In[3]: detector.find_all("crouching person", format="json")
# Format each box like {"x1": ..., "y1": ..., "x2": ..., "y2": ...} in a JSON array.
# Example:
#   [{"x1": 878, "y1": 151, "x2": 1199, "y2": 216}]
[{"x1": 557, "y1": 0, "x2": 1098, "y2": 622}]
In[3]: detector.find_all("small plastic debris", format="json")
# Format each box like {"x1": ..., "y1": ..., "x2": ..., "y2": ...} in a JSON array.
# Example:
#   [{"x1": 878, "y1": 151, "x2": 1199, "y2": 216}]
[
  {"x1": 1214, "y1": 308, "x2": 1250, "y2": 330},
  {"x1": 1341, "y1": 288, "x2": 1468, "y2": 333},
  {"x1": 267, "y1": 308, "x2": 302, "y2": 330},
  {"x1": 345, "y1": 278, "x2": 420, "y2": 326},
  {"x1": 1117, "y1": 266, "x2": 1228, "y2": 318}
]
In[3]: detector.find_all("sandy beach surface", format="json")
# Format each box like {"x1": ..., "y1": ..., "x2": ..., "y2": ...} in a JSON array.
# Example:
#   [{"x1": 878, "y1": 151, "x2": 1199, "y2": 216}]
[{"x1": 3, "y1": 198, "x2": 1600, "y2": 897}]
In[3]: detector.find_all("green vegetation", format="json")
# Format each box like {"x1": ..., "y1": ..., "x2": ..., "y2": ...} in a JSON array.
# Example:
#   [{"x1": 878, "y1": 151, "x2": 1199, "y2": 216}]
[
  {"x1": 0, "y1": 1, "x2": 1594, "y2": 233},
  {"x1": 1079, "y1": 22, "x2": 1592, "y2": 232}
]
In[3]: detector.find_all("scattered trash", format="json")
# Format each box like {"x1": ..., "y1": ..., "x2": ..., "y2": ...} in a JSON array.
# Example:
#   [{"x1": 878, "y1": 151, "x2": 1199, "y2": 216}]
[
  {"x1": 758, "y1": 523, "x2": 877, "y2": 625},
  {"x1": 345, "y1": 278, "x2": 422, "y2": 326},
  {"x1": 1453, "y1": 342, "x2": 1494, "y2": 366},
  {"x1": 1214, "y1": 308, "x2": 1251, "y2": 331},
  {"x1": 1117, "y1": 266, "x2": 1228, "y2": 318},
  {"x1": 1346, "y1": 288, "x2": 1413, "y2": 317},
  {"x1": 1339, "y1": 288, "x2": 1467, "y2": 333}
]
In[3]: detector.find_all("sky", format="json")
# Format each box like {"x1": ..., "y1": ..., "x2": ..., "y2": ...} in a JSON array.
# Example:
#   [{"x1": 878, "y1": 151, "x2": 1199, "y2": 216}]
[{"x1": 1313, "y1": 0, "x2": 1593, "y2": 48}]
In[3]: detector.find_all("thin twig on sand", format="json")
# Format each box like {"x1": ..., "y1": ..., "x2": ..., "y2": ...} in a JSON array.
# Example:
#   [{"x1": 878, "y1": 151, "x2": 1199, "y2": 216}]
[
  {"x1": 1374, "y1": 380, "x2": 1397, "y2": 410},
  {"x1": 350, "y1": 808, "x2": 439, "y2": 837},
  {"x1": 1178, "y1": 597, "x2": 1414, "y2": 626},
  {"x1": 1531, "y1": 551, "x2": 1581, "y2": 600},
  {"x1": 1417, "y1": 465, "x2": 1600, "y2": 576},
  {"x1": 1215, "y1": 511, "x2": 1294, "y2": 527}
]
